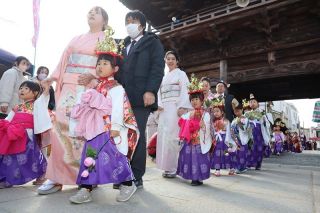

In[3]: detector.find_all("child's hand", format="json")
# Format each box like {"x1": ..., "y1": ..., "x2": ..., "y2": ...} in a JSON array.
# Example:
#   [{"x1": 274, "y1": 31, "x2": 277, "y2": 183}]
[
  {"x1": 40, "y1": 81, "x2": 50, "y2": 95},
  {"x1": 110, "y1": 130, "x2": 120, "y2": 138},
  {"x1": 78, "y1": 73, "x2": 96, "y2": 86}
]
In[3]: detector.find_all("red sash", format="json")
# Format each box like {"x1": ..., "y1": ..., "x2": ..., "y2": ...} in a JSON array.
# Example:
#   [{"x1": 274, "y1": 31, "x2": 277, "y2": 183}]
[{"x1": 0, "y1": 113, "x2": 34, "y2": 155}]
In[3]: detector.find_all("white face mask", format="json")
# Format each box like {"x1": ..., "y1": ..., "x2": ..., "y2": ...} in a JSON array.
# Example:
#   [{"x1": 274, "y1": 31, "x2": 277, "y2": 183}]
[
  {"x1": 126, "y1": 23, "x2": 141, "y2": 39},
  {"x1": 38, "y1": 73, "x2": 48, "y2": 81}
]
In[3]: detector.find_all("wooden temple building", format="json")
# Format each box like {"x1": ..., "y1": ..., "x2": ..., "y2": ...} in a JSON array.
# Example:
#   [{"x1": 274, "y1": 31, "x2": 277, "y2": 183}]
[{"x1": 120, "y1": 0, "x2": 320, "y2": 101}]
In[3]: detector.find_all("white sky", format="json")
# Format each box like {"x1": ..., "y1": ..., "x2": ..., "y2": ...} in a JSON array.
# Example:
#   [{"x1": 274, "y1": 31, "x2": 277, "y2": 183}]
[{"x1": 0, "y1": 0, "x2": 319, "y2": 128}]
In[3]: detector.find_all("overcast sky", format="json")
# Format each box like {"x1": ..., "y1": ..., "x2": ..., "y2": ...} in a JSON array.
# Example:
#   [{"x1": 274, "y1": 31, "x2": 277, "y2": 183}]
[{"x1": 0, "y1": 0, "x2": 319, "y2": 128}]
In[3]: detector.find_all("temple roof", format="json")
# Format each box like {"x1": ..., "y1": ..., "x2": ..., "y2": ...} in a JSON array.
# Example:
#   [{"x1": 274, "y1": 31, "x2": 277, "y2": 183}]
[{"x1": 119, "y1": 0, "x2": 231, "y2": 27}]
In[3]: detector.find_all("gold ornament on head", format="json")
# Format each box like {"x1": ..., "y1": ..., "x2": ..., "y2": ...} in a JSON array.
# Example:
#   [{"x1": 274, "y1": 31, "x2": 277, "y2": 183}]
[
  {"x1": 188, "y1": 74, "x2": 204, "y2": 94},
  {"x1": 242, "y1": 99, "x2": 250, "y2": 110},
  {"x1": 210, "y1": 97, "x2": 225, "y2": 109},
  {"x1": 96, "y1": 26, "x2": 125, "y2": 57}
]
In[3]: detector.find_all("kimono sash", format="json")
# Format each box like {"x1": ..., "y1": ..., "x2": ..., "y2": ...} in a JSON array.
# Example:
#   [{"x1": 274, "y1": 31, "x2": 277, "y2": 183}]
[{"x1": 0, "y1": 113, "x2": 34, "y2": 155}]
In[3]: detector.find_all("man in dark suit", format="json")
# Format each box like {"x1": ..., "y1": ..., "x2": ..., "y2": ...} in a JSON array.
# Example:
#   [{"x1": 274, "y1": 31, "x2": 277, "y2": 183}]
[
  {"x1": 115, "y1": 10, "x2": 165, "y2": 189},
  {"x1": 213, "y1": 80, "x2": 239, "y2": 122}
]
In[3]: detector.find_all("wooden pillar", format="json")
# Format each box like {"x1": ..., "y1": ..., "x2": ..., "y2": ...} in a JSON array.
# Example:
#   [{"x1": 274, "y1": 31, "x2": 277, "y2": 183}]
[{"x1": 219, "y1": 59, "x2": 227, "y2": 81}]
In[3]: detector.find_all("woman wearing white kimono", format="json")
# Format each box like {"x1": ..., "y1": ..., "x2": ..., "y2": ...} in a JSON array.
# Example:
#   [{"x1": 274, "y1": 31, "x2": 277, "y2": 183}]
[{"x1": 156, "y1": 51, "x2": 192, "y2": 178}]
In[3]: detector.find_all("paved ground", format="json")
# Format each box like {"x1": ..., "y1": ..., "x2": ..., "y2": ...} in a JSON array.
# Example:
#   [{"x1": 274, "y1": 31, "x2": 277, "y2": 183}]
[{"x1": 0, "y1": 151, "x2": 319, "y2": 213}]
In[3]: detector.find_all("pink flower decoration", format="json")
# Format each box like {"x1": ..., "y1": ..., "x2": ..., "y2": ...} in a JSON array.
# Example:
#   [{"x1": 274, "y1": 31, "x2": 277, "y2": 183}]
[
  {"x1": 81, "y1": 170, "x2": 89, "y2": 178},
  {"x1": 84, "y1": 157, "x2": 96, "y2": 167}
]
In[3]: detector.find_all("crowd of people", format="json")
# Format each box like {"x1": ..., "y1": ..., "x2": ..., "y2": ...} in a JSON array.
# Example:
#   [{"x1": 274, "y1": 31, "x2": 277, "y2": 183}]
[{"x1": 0, "y1": 7, "x2": 307, "y2": 206}]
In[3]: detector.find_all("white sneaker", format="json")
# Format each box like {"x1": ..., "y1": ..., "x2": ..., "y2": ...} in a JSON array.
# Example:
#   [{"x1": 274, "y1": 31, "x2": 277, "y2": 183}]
[
  {"x1": 69, "y1": 188, "x2": 92, "y2": 204},
  {"x1": 37, "y1": 180, "x2": 62, "y2": 195},
  {"x1": 116, "y1": 184, "x2": 137, "y2": 202}
]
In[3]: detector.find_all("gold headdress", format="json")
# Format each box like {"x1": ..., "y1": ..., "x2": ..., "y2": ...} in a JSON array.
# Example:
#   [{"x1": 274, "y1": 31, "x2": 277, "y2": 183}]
[
  {"x1": 188, "y1": 74, "x2": 204, "y2": 94},
  {"x1": 242, "y1": 99, "x2": 251, "y2": 110},
  {"x1": 210, "y1": 97, "x2": 225, "y2": 110},
  {"x1": 96, "y1": 26, "x2": 124, "y2": 58}
]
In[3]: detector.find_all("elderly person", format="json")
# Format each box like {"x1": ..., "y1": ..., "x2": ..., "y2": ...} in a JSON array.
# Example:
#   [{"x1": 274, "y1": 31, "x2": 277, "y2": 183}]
[
  {"x1": 213, "y1": 80, "x2": 239, "y2": 122},
  {"x1": 37, "y1": 6, "x2": 109, "y2": 196}
]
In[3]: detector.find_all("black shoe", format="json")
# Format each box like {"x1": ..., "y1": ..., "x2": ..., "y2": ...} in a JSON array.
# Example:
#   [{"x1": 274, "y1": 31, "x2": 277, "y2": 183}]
[
  {"x1": 113, "y1": 183, "x2": 121, "y2": 190},
  {"x1": 134, "y1": 179, "x2": 143, "y2": 189},
  {"x1": 191, "y1": 180, "x2": 203, "y2": 186},
  {"x1": 255, "y1": 167, "x2": 261, "y2": 170}
]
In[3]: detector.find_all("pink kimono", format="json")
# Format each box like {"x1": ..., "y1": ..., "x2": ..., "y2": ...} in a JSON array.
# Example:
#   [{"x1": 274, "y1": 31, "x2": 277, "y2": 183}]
[{"x1": 45, "y1": 31, "x2": 104, "y2": 184}]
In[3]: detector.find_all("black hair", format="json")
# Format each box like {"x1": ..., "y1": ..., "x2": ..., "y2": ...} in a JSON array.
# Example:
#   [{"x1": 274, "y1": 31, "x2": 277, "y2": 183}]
[
  {"x1": 189, "y1": 92, "x2": 204, "y2": 102},
  {"x1": 14, "y1": 56, "x2": 30, "y2": 67},
  {"x1": 165, "y1": 50, "x2": 180, "y2": 62},
  {"x1": 201, "y1": 77, "x2": 211, "y2": 84},
  {"x1": 97, "y1": 54, "x2": 122, "y2": 68},
  {"x1": 37, "y1": 66, "x2": 49, "y2": 75},
  {"x1": 234, "y1": 103, "x2": 243, "y2": 110},
  {"x1": 19, "y1": 81, "x2": 41, "y2": 98},
  {"x1": 125, "y1": 10, "x2": 146, "y2": 30}
]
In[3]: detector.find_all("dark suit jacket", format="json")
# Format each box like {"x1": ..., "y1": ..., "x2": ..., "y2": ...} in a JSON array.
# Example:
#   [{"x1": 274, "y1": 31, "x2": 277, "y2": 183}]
[
  {"x1": 224, "y1": 94, "x2": 236, "y2": 122},
  {"x1": 115, "y1": 32, "x2": 165, "y2": 111}
]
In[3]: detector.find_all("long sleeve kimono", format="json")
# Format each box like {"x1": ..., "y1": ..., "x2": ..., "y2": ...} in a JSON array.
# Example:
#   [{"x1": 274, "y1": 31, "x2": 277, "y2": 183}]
[
  {"x1": 211, "y1": 118, "x2": 237, "y2": 170},
  {"x1": 231, "y1": 116, "x2": 250, "y2": 170},
  {"x1": 0, "y1": 94, "x2": 52, "y2": 186},
  {"x1": 156, "y1": 68, "x2": 193, "y2": 172},
  {"x1": 245, "y1": 109, "x2": 271, "y2": 169},
  {"x1": 177, "y1": 110, "x2": 212, "y2": 181},
  {"x1": 72, "y1": 79, "x2": 139, "y2": 185},
  {"x1": 45, "y1": 32, "x2": 105, "y2": 184}
]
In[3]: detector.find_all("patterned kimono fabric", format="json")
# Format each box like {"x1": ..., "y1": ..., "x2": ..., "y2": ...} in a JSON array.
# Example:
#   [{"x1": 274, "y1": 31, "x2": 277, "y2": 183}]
[
  {"x1": 76, "y1": 79, "x2": 138, "y2": 185},
  {"x1": 176, "y1": 109, "x2": 211, "y2": 181},
  {"x1": 231, "y1": 118, "x2": 248, "y2": 171},
  {"x1": 247, "y1": 121, "x2": 264, "y2": 169},
  {"x1": 273, "y1": 132, "x2": 284, "y2": 155},
  {"x1": 0, "y1": 101, "x2": 47, "y2": 186},
  {"x1": 211, "y1": 118, "x2": 236, "y2": 170}
]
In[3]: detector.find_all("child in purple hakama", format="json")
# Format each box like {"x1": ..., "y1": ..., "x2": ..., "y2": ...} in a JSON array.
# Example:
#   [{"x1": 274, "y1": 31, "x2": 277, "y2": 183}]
[
  {"x1": 176, "y1": 76, "x2": 212, "y2": 186},
  {"x1": 69, "y1": 29, "x2": 139, "y2": 204},
  {"x1": 0, "y1": 81, "x2": 52, "y2": 188},
  {"x1": 210, "y1": 98, "x2": 237, "y2": 177},
  {"x1": 245, "y1": 94, "x2": 270, "y2": 170}
]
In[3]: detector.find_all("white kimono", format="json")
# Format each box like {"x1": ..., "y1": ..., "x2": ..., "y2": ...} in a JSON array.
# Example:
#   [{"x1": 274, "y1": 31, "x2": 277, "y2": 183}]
[{"x1": 156, "y1": 68, "x2": 193, "y2": 172}]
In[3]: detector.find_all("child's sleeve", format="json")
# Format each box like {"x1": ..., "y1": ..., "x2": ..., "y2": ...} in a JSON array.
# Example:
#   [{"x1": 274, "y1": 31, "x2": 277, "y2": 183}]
[
  {"x1": 33, "y1": 94, "x2": 52, "y2": 134},
  {"x1": 109, "y1": 86, "x2": 124, "y2": 132},
  {"x1": 199, "y1": 112, "x2": 212, "y2": 154}
]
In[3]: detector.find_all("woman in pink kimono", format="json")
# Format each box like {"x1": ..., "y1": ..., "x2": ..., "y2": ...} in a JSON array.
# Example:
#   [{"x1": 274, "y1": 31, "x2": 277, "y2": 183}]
[{"x1": 37, "y1": 6, "x2": 109, "y2": 195}]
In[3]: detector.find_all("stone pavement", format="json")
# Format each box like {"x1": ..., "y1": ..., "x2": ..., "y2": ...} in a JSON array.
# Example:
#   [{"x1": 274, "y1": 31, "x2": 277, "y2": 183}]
[{"x1": 0, "y1": 151, "x2": 319, "y2": 213}]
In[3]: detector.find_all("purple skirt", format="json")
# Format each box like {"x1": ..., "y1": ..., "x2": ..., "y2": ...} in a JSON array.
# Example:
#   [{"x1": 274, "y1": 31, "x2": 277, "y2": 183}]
[
  {"x1": 247, "y1": 123, "x2": 264, "y2": 168},
  {"x1": 274, "y1": 142, "x2": 283, "y2": 154},
  {"x1": 211, "y1": 134, "x2": 236, "y2": 170},
  {"x1": 0, "y1": 135, "x2": 47, "y2": 186},
  {"x1": 76, "y1": 132, "x2": 133, "y2": 185},
  {"x1": 177, "y1": 142, "x2": 211, "y2": 181},
  {"x1": 237, "y1": 144, "x2": 248, "y2": 170},
  {"x1": 264, "y1": 145, "x2": 272, "y2": 158}
]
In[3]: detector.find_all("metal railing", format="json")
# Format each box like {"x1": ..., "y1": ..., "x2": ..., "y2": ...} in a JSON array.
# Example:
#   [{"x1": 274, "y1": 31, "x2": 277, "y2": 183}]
[{"x1": 152, "y1": 0, "x2": 274, "y2": 34}]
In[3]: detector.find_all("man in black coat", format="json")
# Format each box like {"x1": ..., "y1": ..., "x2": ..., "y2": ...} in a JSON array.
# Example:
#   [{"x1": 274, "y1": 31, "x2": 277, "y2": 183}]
[
  {"x1": 115, "y1": 10, "x2": 165, "y2": 189},
  {"x1": 213, "y1": 80, "x2": 239, "y2": 122}
]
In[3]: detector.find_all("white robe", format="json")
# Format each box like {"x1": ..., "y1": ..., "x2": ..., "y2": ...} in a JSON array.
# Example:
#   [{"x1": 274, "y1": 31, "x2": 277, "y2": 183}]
[{"x1": 156, "y1": 68, "x2": 192, "y2": 172}]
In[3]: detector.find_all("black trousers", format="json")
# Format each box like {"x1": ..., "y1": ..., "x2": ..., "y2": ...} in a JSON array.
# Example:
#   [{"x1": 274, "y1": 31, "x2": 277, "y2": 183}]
[{"x1": 130, "y1": 107, "x2": 151, "y2": 180}]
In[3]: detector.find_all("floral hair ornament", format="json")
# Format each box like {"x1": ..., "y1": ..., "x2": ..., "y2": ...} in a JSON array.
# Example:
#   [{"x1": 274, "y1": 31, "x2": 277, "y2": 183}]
[
  {"x1": 249, "y1": 93, "x2": 257, "y2": 101},
  {"x1": 188, "y1": 74, "x2": 204, "y2": 94},
  {"x1": 210, "y1": 97, "x2": 225, "y2": 110},
  {"x1": 242, "y1": 99, "x2": 251, "y2": 110},
  {"x1": 96, "y1": 26, "x2": 125, "y2": 63}
]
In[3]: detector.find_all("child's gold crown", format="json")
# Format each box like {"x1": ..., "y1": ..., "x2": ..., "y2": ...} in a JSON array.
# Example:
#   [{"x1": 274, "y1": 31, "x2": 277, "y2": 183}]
[
  {"x1": 96, "y1": 26, "x2": 124, "y2": 57},
  {"x1": 188, "y1": 74, "x2": 204, "y2": 94}
]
